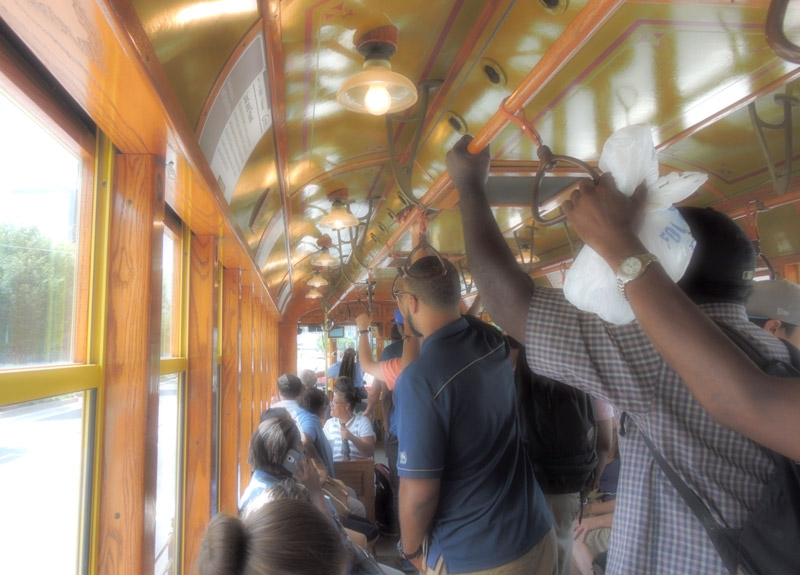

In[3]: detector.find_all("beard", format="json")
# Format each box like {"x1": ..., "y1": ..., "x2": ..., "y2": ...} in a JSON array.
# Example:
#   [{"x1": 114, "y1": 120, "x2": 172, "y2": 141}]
[{"x1": 405, "y1": 311, "x2": 423, "y2": 338}]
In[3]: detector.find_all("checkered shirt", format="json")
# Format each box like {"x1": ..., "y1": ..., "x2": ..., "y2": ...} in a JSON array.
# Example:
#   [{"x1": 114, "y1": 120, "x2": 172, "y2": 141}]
[{"x1": 525, "y1": 288, "x2": 788, "y2": 575}]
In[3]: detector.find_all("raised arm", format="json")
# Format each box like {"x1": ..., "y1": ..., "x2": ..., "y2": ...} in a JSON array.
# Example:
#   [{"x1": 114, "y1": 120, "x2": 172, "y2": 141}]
[
  {"x1": 355, "y1": 312, "x2": 382, "y2": 379},
  {"x1": 447, "y1": 135, "x2": 533, "y2": 343},
  {"x1": 563, "y1": 176, "x2": 800, "y2": 460}
]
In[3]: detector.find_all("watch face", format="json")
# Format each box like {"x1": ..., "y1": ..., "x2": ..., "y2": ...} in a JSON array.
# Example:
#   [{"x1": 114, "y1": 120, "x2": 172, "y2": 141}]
[{"x1": 621, "y1": 256, "x2": 643, "y2": 276}]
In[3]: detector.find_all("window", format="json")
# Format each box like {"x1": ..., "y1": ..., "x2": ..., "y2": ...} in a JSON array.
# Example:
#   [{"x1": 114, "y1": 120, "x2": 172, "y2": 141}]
[
  {"x1": 0, "y1": 393, "x2": 93, "y2": 574},
  {"x1": 154, "y1": 373, "x2": 182, "y2": 575},
  {"x1": 0, "y1": 89, "x2": 87, "y2": 368},
  {"x1": 155, "y1": 212, "x2": 187, "y2": 575},
  {"x1": 0, "y1": 41, "x2": 97, "y2": 575}
]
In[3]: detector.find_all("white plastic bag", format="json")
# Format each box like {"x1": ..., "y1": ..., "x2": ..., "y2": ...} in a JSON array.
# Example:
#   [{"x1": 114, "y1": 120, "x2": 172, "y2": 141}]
[{"x1": 562, "y1": 125, "x2": 705, "y2": 324}]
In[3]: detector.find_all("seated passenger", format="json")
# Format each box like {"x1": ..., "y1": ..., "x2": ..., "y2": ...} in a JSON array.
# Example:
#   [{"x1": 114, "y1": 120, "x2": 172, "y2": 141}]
[
  {"x1": 299, "y1": 368, "x2": 319, "y2": 390},
  {"x1": 573, "y1": 420, "x2": 620, "y2": 575},
  {"x1": 746, "y1": 278, "x2": 800, "y2": 348},
  {"x1": 198, "y1": 498, "x2": 347, "y2": 575},
  {"x1": 272, "y1": 373, "x2": 304, "y2": 419},
  {"x1": 296, "y1": 387, "x2": 336, "y2": 478},
  {"x1": 324, "y1": 377, "x2": 376, "y2": 461},
  {"x1": 239, "y1": 414, "x2": 328, "y2": 519},
  {"x1": 239, "y1": 410, "x2": 381, "y2": 559}
]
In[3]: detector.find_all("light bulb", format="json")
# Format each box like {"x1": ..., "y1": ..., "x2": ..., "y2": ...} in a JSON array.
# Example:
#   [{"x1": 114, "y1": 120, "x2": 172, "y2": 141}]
[{"x1": 364, "y1": 84, "x2": 391, "y2": 115}]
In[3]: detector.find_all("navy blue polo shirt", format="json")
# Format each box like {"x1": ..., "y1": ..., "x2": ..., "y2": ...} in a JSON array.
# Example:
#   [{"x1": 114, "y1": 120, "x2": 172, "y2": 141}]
[{"x1": 394, "y1": 315, "x2": 551, "y2": 573}]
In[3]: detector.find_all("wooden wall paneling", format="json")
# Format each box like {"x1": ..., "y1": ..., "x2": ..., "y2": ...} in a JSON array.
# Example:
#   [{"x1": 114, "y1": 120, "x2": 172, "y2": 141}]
[
  {"x1": 251, "y1": 293, "x2": 260, "y2": 422},
  {"x1": 220, "y1": 267, "x2": 241, "y2": 514},
  {"x1": 265, "y1": 316, "x2": 279, "y2": 405},
  {"x1": 183, "y1": 233, "x2": 217, "y2": 574},
  {"x1": 254, "y1": 294, "x2": 264, "y2": 417},
  {"x1": 261, "y1": 305, "x2": 275, "y2": 411},
  {"x1": 278, "y1": 323, "x2": 297, "y2": 379},
  {"x1": 98, "y1": 154, "x2": 164, "y2": 575},
  {"x1": 239, "y1": 282, "x2": 254, "y2": 493}
]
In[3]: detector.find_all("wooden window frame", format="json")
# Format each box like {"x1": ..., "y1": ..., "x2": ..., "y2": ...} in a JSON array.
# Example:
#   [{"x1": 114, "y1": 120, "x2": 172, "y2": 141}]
[
  {"x1": 0, "y1": 35, "x2": 99, "y2": 575},
  {"x1": 0, "y1": 35, "x2": 96, "y2": 369}
]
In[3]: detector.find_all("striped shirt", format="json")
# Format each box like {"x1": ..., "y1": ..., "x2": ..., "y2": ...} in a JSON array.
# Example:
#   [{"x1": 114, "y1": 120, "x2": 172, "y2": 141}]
[
  {"x1": 323, "y1": 413, "x2": 375, "y2": 461},
  {"x1": 525, "y1": 288, "x2": 787, "y2": 575}
]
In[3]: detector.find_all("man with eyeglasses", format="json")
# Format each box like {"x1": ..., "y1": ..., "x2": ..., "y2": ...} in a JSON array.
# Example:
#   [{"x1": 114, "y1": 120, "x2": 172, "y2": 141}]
[{"x1": 390, "y1": 254, "x2": 555, "y2": 575}]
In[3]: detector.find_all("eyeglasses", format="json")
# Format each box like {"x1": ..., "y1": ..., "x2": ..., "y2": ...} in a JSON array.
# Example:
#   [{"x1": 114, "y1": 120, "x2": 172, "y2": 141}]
[{"x1": 391, "y1": 274, "x2": 415, "y2": 301}]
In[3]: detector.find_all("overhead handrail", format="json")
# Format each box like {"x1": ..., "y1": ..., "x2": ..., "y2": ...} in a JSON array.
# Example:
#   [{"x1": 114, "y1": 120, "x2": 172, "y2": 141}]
[
  {"x1": 498, "y1": 98, "x2": 601, "y2": 226},
  {"x1": 766, "y1": 0, "x2": 800, "y2": 64},
  {"x1": 748, "y1": 93, "x2": 798, "y2": 196},
  {"x1": 386, "y1": 80, "x2": 443, "y2": 210},
  {"x1": 326, "y1": 0, "x2": 625, "y2": 311}
]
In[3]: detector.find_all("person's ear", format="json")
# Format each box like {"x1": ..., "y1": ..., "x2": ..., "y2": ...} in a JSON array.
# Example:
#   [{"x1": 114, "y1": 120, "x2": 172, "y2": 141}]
[
  {"x1": 763, "y1": 318, "x2": 783, "y2": 336},
  {"x1": 409, "y1": 294, "x2": 421, "y2": 314}
]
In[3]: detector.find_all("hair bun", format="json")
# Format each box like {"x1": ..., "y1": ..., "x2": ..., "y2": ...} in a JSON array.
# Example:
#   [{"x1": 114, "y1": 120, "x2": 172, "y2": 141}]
[{"x1": 197, "y1": 514, "x2": 248, "y2": 575}]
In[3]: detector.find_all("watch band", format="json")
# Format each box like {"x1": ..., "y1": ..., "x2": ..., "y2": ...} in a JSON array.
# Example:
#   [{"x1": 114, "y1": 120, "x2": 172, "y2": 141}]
[
  {"x1": 359, "y1": 329, "x2": 370, "y2": 335},
  {"x1": 402, "y1": 544, "x2": 423, "y2": 561},
  {"x1": 616, "y1": 253, "x2": 659, "y2": 300}
]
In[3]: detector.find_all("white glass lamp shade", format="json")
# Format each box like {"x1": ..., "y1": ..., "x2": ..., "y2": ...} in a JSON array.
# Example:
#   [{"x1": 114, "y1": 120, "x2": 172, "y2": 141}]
[
  {"x1": 306, "y1": 287, "x2": 323, "y2": 299},
  {"x1": 318, "y1": 201, "x2": 359, "y2": 230},
  {"x1": 311, "y1": 247, "x2": 339, "y2": 267},
  {"x1": 307, "y1": 272, "x2": 329, "y2": 288},
  {"x1": 337, "y1": 59, "x2": 418, "y2": 115},
  {"x1": 516, "y1": 247, "x2": 541, "y2": 265}
]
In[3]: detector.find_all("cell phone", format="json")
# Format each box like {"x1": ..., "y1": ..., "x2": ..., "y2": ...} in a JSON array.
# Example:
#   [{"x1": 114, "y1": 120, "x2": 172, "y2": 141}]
[{"x1": 282, "y1": 448, "x2": 303, "y2": 475}]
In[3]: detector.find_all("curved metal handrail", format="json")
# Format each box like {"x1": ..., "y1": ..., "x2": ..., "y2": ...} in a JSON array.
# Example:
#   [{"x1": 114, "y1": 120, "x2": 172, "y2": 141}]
[
  {"x1": 496, "y1": 98, "x2": 600, "y2": 226},
  {"x1": 766, "y1": 0, "x2": 800, "y2": 64},
  {"x1": 531, "y1": 145, "x2": 601, "y2": 226}
]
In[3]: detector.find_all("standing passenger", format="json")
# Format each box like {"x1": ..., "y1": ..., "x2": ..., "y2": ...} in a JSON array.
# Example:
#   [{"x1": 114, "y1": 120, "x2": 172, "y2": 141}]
[
  {"x1": 393, "y1": 256, "x2": 555, "y2": 574},
  {"x1": 447, "y1": 134, "x2": 790, "y2": 574},
  {"x1": 746, "y1": 278, "x2": 800, "y2": 348}
]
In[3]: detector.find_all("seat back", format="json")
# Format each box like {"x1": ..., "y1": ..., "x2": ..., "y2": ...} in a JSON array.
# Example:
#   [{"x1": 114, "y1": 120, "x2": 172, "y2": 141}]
[{"x1": 334, "y1": 458, "x2": 375, "y2": 522}]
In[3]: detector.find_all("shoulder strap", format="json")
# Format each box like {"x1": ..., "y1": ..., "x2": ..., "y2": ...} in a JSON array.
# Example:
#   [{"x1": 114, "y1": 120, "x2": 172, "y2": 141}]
[
  {"x1": 632, "y1": 419, "x2": 739, "y2": 574},
  {"x1": 712, "y1": 320, "x2": 800, "y2": 374},
  {"x1": 633, "y1": 321, "x2": 798, "y2": 575}
]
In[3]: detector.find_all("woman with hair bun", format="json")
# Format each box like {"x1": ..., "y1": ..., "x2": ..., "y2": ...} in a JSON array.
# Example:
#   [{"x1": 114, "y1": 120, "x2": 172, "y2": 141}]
[{"x1": 198, "y1": 498, "x2": 347, "y2": 575}]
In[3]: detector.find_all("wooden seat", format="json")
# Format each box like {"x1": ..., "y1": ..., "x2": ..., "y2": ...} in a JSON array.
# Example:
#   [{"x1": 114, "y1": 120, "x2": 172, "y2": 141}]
[{"x1": 334, "y1": 458, "x2": 375, "y2": 523}]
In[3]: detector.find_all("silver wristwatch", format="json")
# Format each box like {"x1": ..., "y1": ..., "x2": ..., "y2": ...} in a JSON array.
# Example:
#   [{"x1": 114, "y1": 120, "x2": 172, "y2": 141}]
[{"x1": 616, "y1": 253, "x2": 659, "y2": 300}]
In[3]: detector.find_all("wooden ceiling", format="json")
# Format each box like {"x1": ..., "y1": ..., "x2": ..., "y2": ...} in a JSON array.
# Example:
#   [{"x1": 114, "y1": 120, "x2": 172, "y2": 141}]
[{"x1": 6, "y1": 0, "x2": 799, "y2": 321}]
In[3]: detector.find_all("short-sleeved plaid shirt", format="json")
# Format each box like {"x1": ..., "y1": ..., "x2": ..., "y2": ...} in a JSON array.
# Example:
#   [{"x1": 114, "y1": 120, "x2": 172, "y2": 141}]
[{"x1": 525, "y1": 288, "x2": 788, "y2": 575}]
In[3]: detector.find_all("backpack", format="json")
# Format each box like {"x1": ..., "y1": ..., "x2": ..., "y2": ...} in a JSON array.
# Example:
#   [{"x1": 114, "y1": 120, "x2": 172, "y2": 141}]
[
  {"x1": 514, "y1": 344, "x2": 598, "y2": 494},
  {"x1": 632, "y1": 322, "x2": 800, "y2": 575},
  {"x1": 373, "y1": 463, "x2": 395, "y2": 534}
]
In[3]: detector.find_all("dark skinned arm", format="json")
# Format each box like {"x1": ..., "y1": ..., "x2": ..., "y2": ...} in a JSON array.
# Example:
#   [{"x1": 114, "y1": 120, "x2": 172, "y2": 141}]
[
  {"x1": 563, "y1": 175, "x2": 800, "y2": 461},
  {"x1": 447, "y1": 135, "x2": 533, "y2": 343},
  {"x1": 399, "y1": 477, "x2": 440, "y2": 571}
]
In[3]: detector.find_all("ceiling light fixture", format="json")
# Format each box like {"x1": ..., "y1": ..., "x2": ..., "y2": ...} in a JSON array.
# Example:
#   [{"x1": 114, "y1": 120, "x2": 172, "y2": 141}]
[
  {"x1": 337, "y1": 18, "x2": 418, "y2": 116},
  {"x1": 516, "y1": 244, "x2": 541, "y2": 265},
  {"x1": 307, "y1": 270, "x2": 329, "y2": 288},
  {"x1": 318, "y1": 199, "x2": 360, "y2": 230},
  {"x1": 306, "y1": 287, "x2": 323, "y2": 299},
  {"x1": 311, "y1": 246, "x2": 339, "y2": 268}
]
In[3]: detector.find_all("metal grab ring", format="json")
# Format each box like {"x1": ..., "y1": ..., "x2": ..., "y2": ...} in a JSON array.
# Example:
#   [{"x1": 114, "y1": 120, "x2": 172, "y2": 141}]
[{"x1": 531, "y1": 145, "x2": 601, "y2": 226}]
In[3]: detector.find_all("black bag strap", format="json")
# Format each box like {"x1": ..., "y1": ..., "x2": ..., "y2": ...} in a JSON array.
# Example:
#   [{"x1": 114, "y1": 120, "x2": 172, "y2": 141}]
[
  {"x1": 631, "y1": 419, "x2": 740, "y2": 574},
  {"x1": 632, "y1": 322, "x2": 800, "y2": 575},
  {"x1": 712, "y1": 320, "x2": 800, "y2": 374}
]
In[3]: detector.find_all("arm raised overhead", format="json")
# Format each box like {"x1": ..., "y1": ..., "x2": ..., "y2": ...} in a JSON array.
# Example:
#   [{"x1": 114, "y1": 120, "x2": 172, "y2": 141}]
[{"x1": 447, "y1": 135, "x2": 533, "y2": 343}]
